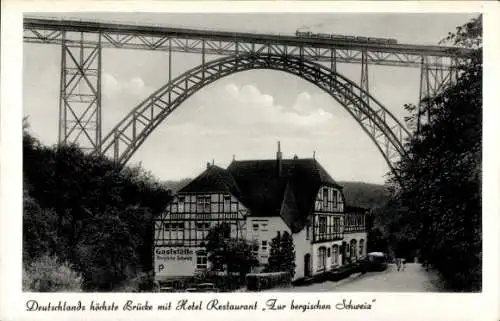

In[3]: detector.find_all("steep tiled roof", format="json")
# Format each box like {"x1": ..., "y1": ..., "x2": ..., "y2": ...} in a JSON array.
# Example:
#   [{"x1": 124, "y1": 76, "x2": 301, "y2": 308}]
[
  {"x1": 227, "y1": 158, "x2": 341, "y2": 232},
  {"x1": 178, "y1": 165, "x2": 241, "y2": 197},
  {"x1": 177, "y1": 158, "x2": 342, "y2": 233}
]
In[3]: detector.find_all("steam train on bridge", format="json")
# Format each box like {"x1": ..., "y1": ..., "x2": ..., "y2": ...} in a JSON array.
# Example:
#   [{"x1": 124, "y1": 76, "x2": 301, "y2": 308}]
[{"x1": 295, "y1": 30, "x2": 398, "y2": 45}]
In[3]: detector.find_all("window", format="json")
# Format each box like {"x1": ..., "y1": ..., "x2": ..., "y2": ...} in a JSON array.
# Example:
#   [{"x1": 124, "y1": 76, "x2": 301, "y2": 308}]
[
  {"x1": 332, "y1": 245, "x2": 339, "y2": 265},
  {"x1": 252, "y1": 243, "x2": 259, "y2": 256},
  {"x1": 333, "y1": 217, "x2": 341, "y2": 235},
  {"x1": 359, "y1": 239, "x2": 365, "y2": 257},
  {"x1": 178, "y1": 196, "x2": 185, "y2": 212},
  {"x1": 323, "y1": 188, "x2": 329, "y2": 208},
  {"x1": 319, "y1": 216, "x2": 327, "y2": 234},
  {"x1": 332, "y1": 190, "x2": 338, "y2": 208},
  {"x1": 164, "y1": 222, "x2": 184, "y2": 230},
  {"x1": 350, "y1": 240, "x2": 358, "y2": 259},
  {"x1": 261, "y1": 240, "x2": 268, "y2": 251},
  {"x1": 197, "y1": 195, "x2": 211, "y2": 212},
  {"x1": 224, "y1": 195, "x2": 231, "y2": 212},
  {"x1": 306, "y1": 225, "x2": 310, "y2": 240},
  {"x1": 252, "y1": 224, "x2": 259, "y2": 231},
  {"x1": 318, "y1": 247, "x2": 327, "y2": 271},
  {"x1": 261, "y1": 223, "x2": 268, "y2": 231},
  {"x1": 196, "y1": 222, "x2": 210, "y2": 229},
  {"x1": 327, "y1": 248, "x2": 331, "y2": 257},
  {"x1": 196, "y1": 222, "x2": 210, "y2": 241},
  {"x1": 196, "y1": 251, "x2": 207, "y2": 269}
]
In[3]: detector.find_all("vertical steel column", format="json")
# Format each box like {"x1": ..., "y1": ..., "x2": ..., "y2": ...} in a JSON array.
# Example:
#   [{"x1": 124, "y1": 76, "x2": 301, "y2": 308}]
[
  {"x1": 417, "y1": 56, "x2": 427, "y2": 134},
  {"x1": 58, "y1": 30, "x2": 102, "y2": 152},
  {"x1": 58, "y1": 31, "x2": 67, "y2": 144},
  {"x1": 96, "y1": 33, "x2": 102, "y2": 152},
  {"x1": 418, "y1": 56, "x2": 454, "y2": 133},
  {"x1": 330, "y1": 48, "x2": 337, "y2": 90},
  {"x1": 360, "y1": 50, "x2": 369, "y2": 101},
  {"x1": 331, "y1": 49, "x2": 337, "y2": 74},
  {"x1": 168, "y1": 39, "x2": 172, "y2": 104},
  {"x1": 201, "y1": 40, "x2": 205, "y2": 80},
  {"x1": 360, "y1": 50, "x2": 370, "y2": 119}
]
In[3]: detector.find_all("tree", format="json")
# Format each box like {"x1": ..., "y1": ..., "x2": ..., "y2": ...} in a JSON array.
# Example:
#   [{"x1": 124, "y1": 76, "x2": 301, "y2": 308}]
[
  {"x1": 205, "y1": 223, "x2": 258, "y2": 279},
  {"x1": 265, "y1": 231, "x2": 296, "y2": 278},
  {"x1": 22, "y1": 127, "x2": 171, "y2": 291},
  {"x1": 74, "y1": 211, "x2": 139, "y2": 291},
  {"x1": 389, "y1": 15, "x2": 482, "y2": 291},
  {"x1": 279, "y1": 232, "x2": 296, "y2": 277}
]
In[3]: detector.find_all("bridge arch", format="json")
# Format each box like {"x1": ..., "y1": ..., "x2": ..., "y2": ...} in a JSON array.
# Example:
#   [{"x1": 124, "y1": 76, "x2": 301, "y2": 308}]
[{"x1": 98, "y1": 54, "x2": 410, "y2": 175}]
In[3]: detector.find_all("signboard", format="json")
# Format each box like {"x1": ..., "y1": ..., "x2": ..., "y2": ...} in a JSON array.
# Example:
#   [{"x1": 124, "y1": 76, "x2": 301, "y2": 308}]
[{"x1": 154, "y1": 247, "x2": 203, "y2": 277}]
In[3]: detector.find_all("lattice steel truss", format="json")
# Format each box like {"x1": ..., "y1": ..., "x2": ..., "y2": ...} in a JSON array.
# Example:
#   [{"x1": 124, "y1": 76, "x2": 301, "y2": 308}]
[
  {"x1": 58, "y1": 31, "x2": 102, "y2": 151},
  {"x1": 98, "y1": 54, "x2": 410, "y2": 176}
]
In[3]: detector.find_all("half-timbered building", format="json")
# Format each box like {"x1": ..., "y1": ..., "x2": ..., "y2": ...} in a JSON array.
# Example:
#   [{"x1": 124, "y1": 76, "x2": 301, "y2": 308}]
[{"x1": 154, "y1": 143, "x2": 367, "y2": 282}]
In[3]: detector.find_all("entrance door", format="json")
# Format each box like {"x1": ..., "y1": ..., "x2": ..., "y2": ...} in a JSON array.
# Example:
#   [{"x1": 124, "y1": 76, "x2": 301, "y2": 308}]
[
  {"x1": 341, "y1": 241, "x2": 347, "y2": 265},
  {"x1": 304, "y1": 254, "x2": 311, "y2": 277}
]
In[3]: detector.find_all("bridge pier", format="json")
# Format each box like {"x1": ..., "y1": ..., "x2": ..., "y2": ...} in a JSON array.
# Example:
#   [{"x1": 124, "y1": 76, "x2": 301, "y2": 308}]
[
  {"x1": 417, "y1": 56, "x2": 457, "y2": 135},
  {"x1": 58, "y1": 31, "x2": 102, "y2": 152}
]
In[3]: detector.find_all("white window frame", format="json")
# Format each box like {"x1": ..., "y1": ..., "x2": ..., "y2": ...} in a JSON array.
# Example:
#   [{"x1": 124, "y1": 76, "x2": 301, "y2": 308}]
[{"x1": 196, "y1": 251, "x2": 208, "y2": 269}]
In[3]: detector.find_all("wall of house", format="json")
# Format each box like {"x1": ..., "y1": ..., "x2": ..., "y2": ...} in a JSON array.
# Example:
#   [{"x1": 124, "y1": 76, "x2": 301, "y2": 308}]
[
  {"x1": 246, "y1": 216, "x2": 291, "y2": 264},
  {"x1": 311, "y1": 240, "x2": 344, "y2": 274},
  {"x1": 312, "y1": 185, "x2": 345, "y2": 243},
  {"x1": 292, "y1": 227, "x2": 311, "y2": 280},
  {"x1": 314, "y1": 185, "x2": 344, "y2": 213},
  {"x1": 154, "y1": 193, "x2": 248, "y2": 248},
  {"x1": 154, "y1": 192, "x2": 248, "y2": 280},
  {"x1": 343, "y1": 231, "x2": 368, "y2": 260}
]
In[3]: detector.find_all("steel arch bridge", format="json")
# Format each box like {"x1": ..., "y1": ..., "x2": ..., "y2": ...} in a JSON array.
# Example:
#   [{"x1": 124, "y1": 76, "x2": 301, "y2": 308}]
[
  {"x1": 23, "y1": 17, "x2": 475, "y2": 174},
  {"x1": 100, "y1": 54, "x2": 408, "y2": 174}
]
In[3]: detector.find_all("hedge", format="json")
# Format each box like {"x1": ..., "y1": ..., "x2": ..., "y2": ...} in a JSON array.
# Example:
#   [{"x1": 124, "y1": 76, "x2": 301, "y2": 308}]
[{"x1": 246, "y1": 272, "x2": 291, "y2": 291}]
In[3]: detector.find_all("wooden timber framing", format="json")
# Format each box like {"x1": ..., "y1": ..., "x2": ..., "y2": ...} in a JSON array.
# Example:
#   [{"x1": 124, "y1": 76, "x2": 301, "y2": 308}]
[{"x1": 154, "y1": 192, "x2": 248, "y2": 247}]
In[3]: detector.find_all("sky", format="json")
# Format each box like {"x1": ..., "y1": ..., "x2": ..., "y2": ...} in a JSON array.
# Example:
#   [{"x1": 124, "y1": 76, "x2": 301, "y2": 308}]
[{"x1": 23, "y1": 12, "x2": 476, "y2": 184}]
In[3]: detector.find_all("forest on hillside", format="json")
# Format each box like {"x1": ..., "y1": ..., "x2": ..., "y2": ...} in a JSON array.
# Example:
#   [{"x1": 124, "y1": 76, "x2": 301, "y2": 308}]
[{"x1": 23, "y1": 122, "x2": 172, "y2": 291}]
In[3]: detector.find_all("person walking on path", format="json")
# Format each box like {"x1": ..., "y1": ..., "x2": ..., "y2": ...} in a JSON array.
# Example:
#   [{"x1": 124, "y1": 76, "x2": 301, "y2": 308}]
[
  {"x1": 396, "y1": 258, "x2": 401, "y2": 272},
  {"x1": 402, "y1": 258, "x2": 406, "y2": 271}
]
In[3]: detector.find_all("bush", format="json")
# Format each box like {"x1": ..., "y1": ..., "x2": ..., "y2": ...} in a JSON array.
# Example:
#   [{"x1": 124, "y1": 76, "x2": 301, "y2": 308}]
[
  {"x1": 114, "y1": 271, "x2": 156, "y2": 292},
  {"x1": 23, "y1": 255, "x2": 83, "y2": 292},
  {"x1": 246, "y1": 272, "x2": 291, "y2": 291}
]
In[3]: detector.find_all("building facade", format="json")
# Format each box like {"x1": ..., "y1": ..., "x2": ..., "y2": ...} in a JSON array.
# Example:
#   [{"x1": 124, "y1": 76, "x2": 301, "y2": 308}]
[{"x1": 154, "y1": 144, "x2": 367, "y2": 282}]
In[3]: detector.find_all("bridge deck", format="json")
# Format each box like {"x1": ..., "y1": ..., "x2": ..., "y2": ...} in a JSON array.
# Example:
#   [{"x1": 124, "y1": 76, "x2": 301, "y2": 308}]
[{"x1": 24, "y1": 17, "x2": 473, "y2": 62}]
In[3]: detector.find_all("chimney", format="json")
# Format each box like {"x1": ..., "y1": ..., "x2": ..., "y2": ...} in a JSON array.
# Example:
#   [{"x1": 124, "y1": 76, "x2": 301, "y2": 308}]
[
  {"x1": 276, "y1": 141, "x2": 282, "y2": 177},
  {"x1": 293, "y1": 154, "x2": 298, "y2": 160},
  {"x1": 206, "y1": 162, "x2": 211, "y2": 169}
]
